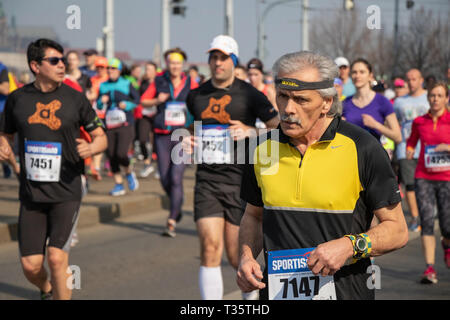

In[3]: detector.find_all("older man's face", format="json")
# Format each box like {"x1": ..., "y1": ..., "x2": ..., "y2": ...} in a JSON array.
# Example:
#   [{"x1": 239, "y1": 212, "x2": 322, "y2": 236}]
[{"x1": 276, "y1": 67, "x2": 331, "y2": 139}]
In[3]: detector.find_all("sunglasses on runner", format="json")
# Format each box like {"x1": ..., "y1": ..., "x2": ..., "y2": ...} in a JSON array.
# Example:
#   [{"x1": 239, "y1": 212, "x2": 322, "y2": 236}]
[
  {"x1": 41, "y1": 57, "x2": 67, "y2": 66},
  {"x1": 107, "y1": 66, "x2": 118, "y2": 70}
]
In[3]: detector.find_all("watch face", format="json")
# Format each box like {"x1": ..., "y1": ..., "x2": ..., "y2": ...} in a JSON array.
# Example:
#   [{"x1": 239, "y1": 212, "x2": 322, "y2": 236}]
[{"x1": 356, "y1": 238, "x2": 367, "y2": 251}]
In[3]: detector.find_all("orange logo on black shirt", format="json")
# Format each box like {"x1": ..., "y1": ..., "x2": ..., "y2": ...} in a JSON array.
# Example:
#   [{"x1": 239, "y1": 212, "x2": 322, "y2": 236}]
[
  {"x1": 201, "y1": 95, "x2": 232, "y2": 124},
  {"x1": 28, "y1": 100, "x2": 62, "y2": 130}
]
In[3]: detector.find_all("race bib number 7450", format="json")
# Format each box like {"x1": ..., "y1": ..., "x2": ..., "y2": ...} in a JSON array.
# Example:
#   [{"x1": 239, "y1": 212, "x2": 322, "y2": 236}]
[{"x1": 268, "y1": 248, "x2": 337, "y2": 300}]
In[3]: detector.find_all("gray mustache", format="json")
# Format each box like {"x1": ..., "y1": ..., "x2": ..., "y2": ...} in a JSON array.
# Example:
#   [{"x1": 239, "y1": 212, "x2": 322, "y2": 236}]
[{"x1": 280, "y1": 114, "x2": 301, "y2": 125}]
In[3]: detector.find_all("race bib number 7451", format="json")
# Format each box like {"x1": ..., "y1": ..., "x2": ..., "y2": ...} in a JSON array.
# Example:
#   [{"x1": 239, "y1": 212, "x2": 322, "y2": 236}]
[
  {"x1": 24, "y1": 140, "x2": 62, "y2": 182},
  {"x1": 268, "y1": 248, "x2": 337, "y2": 300}
]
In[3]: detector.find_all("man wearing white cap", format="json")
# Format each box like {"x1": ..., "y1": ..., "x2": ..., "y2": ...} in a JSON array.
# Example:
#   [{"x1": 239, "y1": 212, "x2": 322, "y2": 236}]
[
  {"x1": 184, "y1": 35, "x2": 279, "y2": 300},
  {"x1": 335, "y1": 56, "x2": 356, "y2": 99}
]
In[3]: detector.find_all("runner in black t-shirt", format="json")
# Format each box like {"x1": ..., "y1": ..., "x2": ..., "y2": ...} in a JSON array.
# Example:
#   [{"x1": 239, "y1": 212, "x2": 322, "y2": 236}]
[
  {"x1": 184, "y1": 35, "x2": 279, "y2": 300},
  {"x1": 0, "y1": 39, "x2": 107, "y2": 300}
]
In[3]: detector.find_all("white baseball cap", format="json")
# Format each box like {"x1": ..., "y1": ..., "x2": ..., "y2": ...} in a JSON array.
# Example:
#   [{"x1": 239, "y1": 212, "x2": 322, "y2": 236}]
[
  {"x1": 334, "y1": 57, "x2": 350, "y2": 67},
  {"x1": 207, "y1": 35, "x2": 239, "y2": 58}
]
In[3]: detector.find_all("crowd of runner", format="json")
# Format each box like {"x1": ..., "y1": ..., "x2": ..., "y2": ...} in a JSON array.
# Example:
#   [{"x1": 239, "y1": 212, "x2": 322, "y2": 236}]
[{"x1": 0, "y1": 34, "x2": 449, "y2": 300}]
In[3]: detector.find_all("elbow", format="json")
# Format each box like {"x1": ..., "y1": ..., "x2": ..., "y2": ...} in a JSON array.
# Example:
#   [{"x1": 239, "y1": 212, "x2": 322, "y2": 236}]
[{"x1": 394, "y1": 133, "x2": 402, "y2": 145}]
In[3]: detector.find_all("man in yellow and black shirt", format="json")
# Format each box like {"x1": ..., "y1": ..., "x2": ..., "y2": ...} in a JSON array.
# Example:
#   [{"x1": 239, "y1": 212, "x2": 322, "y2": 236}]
[{"x1": 237, "y1": 51, "x2": 408, "y2": 300}]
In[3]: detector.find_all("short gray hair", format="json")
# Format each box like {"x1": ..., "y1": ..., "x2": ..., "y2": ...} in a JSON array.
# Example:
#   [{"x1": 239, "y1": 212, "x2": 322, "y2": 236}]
[{"x1": 272, "y1": 51, "x2": 342, "y2": 117}]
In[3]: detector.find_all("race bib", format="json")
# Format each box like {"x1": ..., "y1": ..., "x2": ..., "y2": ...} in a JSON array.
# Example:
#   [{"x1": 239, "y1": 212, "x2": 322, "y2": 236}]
[
  {"x1": 165, "y1": 102, "x2": 186, "y2": 126},
  {"x1": 196, "y1": 124, "x2": 232, "y2": 164},
  {"x1": 424, "y1": 145, "x2": 450, "y2": 172},
  {"x1": 268, "y1": 248, "x2": 337, "y2": 300},
  {"x1": 142, "y1": 106, "x2": 157, "y2": 117},
  {"x1": 25, "y1": 140, "x2": 62, "y2": 182},
  {"x1": 105, "y1": 109, "x2": 127, "y2": 129}
]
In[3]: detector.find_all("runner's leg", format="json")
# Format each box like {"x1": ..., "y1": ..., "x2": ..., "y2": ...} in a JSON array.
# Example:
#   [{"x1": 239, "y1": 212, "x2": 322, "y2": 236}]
[
  {"x1": 416, "y1": 179, "x2": 437, "y2": 265},
  {"x1": 224, "y1": 220, "x2": 239, "y2": 269},
  {"x1": 436, "y1": 181, "x2": 450, "y2": 243},
  {"x1": 47, "y1": 247, "x2": 70, "y2": 300},
  {"x1": 18, "y1": 201, "x2": 52, "y2": 294},
  {"x1": 106, "y1": 128, "x2": 123, "y2": 184},
  {"x1": 155, "y1": 134, "x2": 171, "y2": 195},
  {"x1": 46, "y1": 201, "x2": 80, "y2": 300},
  {"x1": 20, "y1": 254, "x2": 51, "y2": 294},
  {"x1": 168, "y1": 138, "x2": 185, "y2": 222},
  {"x1": 138, "y1": 116, "x2": 150, "y2": 163},
  {"x1": 116, "y1": 125, "x2": 134, "y2": 174},
  {"x1": 197, "y1": 217, "x2": 225, "y2": 299}
]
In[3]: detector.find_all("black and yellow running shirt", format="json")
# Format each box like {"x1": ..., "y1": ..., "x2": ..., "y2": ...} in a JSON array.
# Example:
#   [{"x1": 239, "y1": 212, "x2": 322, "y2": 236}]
[{"x1": 241, "y1": 116, "x2": 401, "y2": 300}]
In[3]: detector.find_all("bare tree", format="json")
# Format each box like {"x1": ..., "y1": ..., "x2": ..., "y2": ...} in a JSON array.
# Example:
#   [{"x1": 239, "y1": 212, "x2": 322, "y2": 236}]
[
  {"x1": 310, "y1": 9, "x2": 371, "y2": 61},
  {"x1": 395, "y1": 7, "x2": 449, "y2": 80},
  {"x1": 432, "y1": 10, "x2": 450, "y2": 79},
  {"x1": 310, "y1": 6, "x2": 449, "y2": 80},
  {"x1": 365, "y1": 28, "x2": 394, "y2": 79}
]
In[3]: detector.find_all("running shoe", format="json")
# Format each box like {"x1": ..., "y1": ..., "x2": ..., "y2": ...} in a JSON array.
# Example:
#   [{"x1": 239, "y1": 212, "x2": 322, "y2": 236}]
[
  {"x1": 162, "y1": 227, "x2": 176, "y2": 238},
  {"x1": 126, "y1": 172, "x2": 139, "y2": 191},
  {"x1": 408, "y1": 219, "x2": 421, "y2": 232},
  {"x1": 139, "y1": 165, "x2": 154, "y2": 178},
  {"x1": 110, "y1": 183, "x2": 126, "y2": 196},
  {"x1": 90, "y1": 167, "x2": 102, "y2": 181},
  {"x1": 442, "y1": 240, "x2": 450, "y2": 268},
  {"x1": 420, "y1": 265, "x2": 438, "y2": 284},
  {"x1": 162, "y1": 221, "x2": 176, "y2": 238},
  {"x1": 40, "y1": 290, "x2": 53, "y2": 300}
]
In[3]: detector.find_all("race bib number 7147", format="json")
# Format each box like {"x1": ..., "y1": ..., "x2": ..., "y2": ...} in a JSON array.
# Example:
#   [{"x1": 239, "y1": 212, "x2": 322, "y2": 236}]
[{"x1": 268, "y1": 248, "x2": 337, "y2": 300}]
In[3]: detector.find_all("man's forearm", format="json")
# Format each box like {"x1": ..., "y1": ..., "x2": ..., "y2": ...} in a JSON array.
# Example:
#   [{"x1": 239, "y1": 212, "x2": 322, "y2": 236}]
[
  {"x1": 89, "y1": 133, "x2": 107, "y2": 156},
  {"x1": 239, "y1": 210, "x2": 264, "y2": 260},
  {"x1": 366, "y1": 204, "x2": 408, "y2": 257}
]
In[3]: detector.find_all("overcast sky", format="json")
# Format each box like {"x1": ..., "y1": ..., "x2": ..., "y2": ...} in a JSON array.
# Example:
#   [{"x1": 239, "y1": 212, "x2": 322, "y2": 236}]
[{"x1": 3, "y1": 0, "x2": 449, "y2": 69}]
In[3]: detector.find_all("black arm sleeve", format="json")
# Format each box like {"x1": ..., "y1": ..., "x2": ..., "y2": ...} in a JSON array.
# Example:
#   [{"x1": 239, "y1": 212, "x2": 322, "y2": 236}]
[
  {"x1": 240, "y1": 162, "x2": 264, "y2": 207},
  {"x1": 359, "y1": 135, "x2": 401, "y2": 211},
  {"x1": 249, "y1": 87, "x2": 278, "y2": 122},
  {"x1": 79, "y1": 95, "x2": 104, "y2": 133}
]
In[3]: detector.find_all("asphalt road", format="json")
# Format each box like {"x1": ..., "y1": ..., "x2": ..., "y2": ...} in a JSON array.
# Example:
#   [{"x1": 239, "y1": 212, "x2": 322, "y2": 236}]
[{"x1": 0, "y1": 209, "x2": 448, "y2": 300}]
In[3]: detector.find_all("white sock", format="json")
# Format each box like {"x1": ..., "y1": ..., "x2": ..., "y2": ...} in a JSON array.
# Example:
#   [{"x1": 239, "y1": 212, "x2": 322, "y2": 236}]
[{"x1": 199, "y1": 266, "x2": 223, "y2": 300}]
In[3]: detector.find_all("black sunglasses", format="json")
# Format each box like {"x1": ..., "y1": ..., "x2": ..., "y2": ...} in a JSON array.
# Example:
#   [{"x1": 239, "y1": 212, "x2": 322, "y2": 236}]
[{"x1": 41, "y1": 57, "x2": 67, "y2": 66}]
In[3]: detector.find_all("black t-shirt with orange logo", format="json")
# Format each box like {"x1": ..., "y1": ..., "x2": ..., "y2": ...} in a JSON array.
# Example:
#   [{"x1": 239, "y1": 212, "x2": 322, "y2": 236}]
[
  {"x1": 0, "y1": 83, "x2": 103, "y2": 203},
  {"x1": 186, "y1": 78, "x2": 278, "y2": 185}
]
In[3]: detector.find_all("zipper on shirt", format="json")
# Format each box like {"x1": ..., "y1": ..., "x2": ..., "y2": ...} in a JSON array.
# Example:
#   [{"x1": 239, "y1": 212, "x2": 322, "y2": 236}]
[{"x1": 296, "y1": 151, "x2": 305, "y2": 201}]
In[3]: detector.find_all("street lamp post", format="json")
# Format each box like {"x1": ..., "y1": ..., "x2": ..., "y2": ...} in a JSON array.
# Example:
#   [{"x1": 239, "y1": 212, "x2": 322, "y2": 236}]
[
  {"x1": 103, "y1": 0, "x2": 114, "y2": 59},
  {"x1": 161, "y1": 0, "x2": 170, "y2": 67},
  {"x1": 257, "y1": 0, "x2": 304, "y2": 64},
  {"x1": 302, "y1": 0, "x2": 309, "y2": 51},
  {"x1": 225, "y1": 0, "x2": 234, "y2": 37}
]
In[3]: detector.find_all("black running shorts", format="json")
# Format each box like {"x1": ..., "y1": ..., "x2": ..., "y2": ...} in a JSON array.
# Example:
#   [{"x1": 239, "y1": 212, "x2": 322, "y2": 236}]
[
  {"x1": 194, "y1": 180, "x2": 245, "y2": 226},
  {"x1": 18, "y1": 200, "x2": 81, "y2": 257}
]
